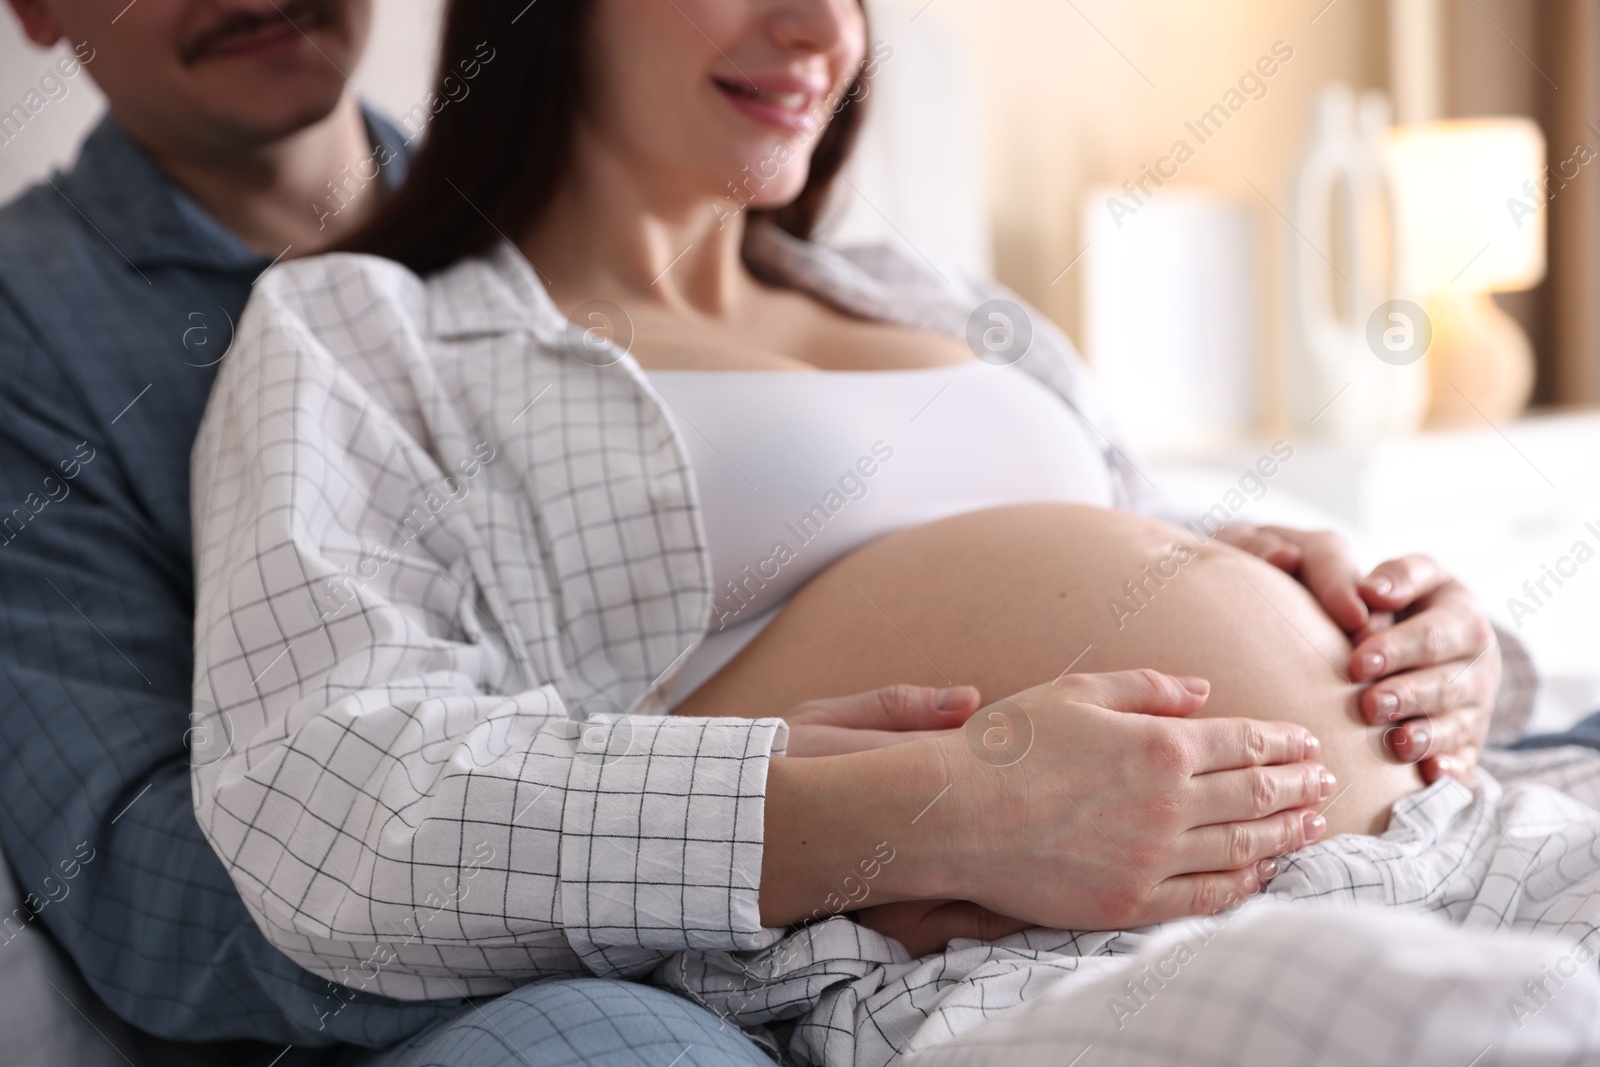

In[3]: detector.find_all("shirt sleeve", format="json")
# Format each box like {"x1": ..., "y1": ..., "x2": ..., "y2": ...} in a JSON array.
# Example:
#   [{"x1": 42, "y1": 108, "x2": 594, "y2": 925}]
[
  {"x1": 1487, "y1": 623, "x2": 1538, "y2": 743},
  {"x1": 0, "y1": 298, "x2": 464, "y2": 1047},
  {"x1": 190, "y1": 278, "x2": 787, "y2": 1001}
]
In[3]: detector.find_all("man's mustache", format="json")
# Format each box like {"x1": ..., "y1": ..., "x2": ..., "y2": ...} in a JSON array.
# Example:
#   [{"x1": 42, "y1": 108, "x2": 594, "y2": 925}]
[{"x1": 179, "y1": 0, "x2": 337, "y2": 65}]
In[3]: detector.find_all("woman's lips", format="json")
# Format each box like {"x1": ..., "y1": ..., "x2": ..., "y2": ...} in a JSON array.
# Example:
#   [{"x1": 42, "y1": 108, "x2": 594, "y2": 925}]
[{"x1": 713, "y1": 77, "x2": 820, "y2": 133}]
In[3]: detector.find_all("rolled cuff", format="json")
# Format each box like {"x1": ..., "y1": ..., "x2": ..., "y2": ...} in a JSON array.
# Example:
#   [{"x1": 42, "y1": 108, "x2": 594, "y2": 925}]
[{"x1": 560, "y1": 715, "x2": 789, "y2": 976}]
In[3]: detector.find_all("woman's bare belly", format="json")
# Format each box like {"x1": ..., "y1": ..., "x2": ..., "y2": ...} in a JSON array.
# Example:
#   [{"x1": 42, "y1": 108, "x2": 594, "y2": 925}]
[{"x1": 675, "y1": 503, "x2": 1422, "y2": 838}]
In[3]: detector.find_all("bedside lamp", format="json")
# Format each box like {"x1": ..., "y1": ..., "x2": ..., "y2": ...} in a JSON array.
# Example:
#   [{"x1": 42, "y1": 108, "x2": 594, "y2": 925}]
[{"x1": 1383, "y1": 118, "x2": 1546, "y2": 427}]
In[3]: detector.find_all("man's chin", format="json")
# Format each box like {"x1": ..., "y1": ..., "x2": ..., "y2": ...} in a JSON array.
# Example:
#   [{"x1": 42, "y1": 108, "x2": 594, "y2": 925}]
[{"x1": 198, "y1": 82, "x2": 352, "y2": 147}]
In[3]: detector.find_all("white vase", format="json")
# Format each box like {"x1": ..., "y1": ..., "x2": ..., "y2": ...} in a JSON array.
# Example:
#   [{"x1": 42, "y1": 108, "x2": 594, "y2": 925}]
[{"x1": 1285, "y1": 84, "x2": 1431, "y2": 443}]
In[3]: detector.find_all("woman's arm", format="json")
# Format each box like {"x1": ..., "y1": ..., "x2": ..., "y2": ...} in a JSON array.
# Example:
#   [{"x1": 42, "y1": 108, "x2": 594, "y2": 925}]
[
  {"x1": 190, "y1": 279, "x2": 801, "y2": 997},
  {"x1": 762, "y1": 670, "x2": 1328, "y2": 932}
]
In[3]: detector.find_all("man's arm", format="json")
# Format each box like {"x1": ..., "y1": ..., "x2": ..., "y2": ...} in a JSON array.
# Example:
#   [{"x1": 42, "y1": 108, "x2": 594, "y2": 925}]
[{"x1": 0, "y1": 311, "x2": 461, "y2": 1048}]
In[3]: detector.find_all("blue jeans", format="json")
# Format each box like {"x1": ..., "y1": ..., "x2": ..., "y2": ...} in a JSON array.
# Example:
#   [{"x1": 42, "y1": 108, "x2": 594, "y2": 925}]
[{"x1": 341, "y1": 979, "x2": 771, "y2": 1067}]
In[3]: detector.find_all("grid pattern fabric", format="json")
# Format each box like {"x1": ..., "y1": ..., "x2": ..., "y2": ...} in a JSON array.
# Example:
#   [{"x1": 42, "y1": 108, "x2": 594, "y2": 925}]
[
  {"x1": 191, "y1": 249, "x2": 784, "y2": 997},
  {"x1": 189, "y1": 224, "x2": 1151, "y2": 1003},
  {"x1": 912, "y1": 904, "x2": 1600, "y2": 1067},
  {"x1": 658, "y1": 746, "x2": 1600, "y2": 1067}
]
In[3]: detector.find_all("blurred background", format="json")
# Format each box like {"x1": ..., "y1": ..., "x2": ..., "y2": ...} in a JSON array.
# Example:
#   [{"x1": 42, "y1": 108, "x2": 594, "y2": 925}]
[{"x1": 3, "y1": 0, "x2": 1598, "y2": 724}]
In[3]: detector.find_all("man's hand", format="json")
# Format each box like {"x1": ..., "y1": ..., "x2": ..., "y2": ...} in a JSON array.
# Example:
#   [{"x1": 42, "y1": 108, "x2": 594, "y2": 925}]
[
  {"x1": 1215, "y1": 524, "x2": 1499, "y2": 783},
  {"x1": 782, "y1": 684, "x2": 982, "y2": 757}
]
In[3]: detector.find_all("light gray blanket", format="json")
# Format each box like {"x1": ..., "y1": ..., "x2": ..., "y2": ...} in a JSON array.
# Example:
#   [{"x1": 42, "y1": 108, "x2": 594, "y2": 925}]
[{"x1": 662, "y1": 746, "x2": 1600, "y2": 1067}]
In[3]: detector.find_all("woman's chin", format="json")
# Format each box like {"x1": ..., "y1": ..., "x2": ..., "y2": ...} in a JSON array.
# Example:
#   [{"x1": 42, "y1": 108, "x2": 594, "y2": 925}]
[
  {"x1": 705, "y1": 153, "x2": 814, "y2": 208},
  {"x1": 737, "y1": 182, "x2": 809, "y2": 210}
]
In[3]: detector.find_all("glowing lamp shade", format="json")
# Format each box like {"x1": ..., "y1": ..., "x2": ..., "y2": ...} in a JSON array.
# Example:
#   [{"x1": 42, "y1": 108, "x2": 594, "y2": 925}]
[
  {"x1": 1382, "y1": 118, "x2": 1546, "y2": 427},
  {"x1": 1384, "y1": 118, "x2": 1546, "y2": 295}
]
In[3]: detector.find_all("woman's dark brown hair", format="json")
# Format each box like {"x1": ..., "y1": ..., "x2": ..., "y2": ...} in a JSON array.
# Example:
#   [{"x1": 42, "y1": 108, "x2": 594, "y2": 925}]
[{"x1": 343, "y1": 0, "x2": 872, "y2": 275}]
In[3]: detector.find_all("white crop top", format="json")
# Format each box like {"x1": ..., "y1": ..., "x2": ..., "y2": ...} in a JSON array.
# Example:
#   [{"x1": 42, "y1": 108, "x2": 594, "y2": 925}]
[{"x1": 647, "y1": 360, "x2": 1117, "y2": 704}]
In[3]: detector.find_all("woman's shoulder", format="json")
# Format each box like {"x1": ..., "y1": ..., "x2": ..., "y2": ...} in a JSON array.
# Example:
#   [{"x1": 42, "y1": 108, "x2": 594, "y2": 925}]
[
  {"x1": 829, "y1": 241, "x2": 966, "y2": 293},
  {"x1": 246, "y1": 243, "x2": 543, "y2": 350},
  {"x1": 248, "y1": 250, "x2": 431, "y2": 332},
  {"x1": 213, "y1": 251, "x2": 443, "y2": 414},
  {"x1": 212, "y1": 246, "x2": 537, "y2": 430}
]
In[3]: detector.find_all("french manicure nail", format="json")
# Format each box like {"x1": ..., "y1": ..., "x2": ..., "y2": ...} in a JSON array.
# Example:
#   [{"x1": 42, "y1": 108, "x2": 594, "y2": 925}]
[
  {"x1": 1319, "y1": 770, "x2": 1337, "y2": 800},
  {"x1": 1303, "y1": 811, "x2": 1326, "y2": 840}
]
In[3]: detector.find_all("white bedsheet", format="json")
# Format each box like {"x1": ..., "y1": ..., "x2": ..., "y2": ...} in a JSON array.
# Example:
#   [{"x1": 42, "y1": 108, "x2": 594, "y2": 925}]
[{"x1": 659, "y1": 746, "x2": 1600, "y2": 1067}]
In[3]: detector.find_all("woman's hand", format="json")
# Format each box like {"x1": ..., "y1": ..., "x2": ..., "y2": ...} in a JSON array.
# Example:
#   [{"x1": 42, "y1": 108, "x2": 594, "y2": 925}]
[
  {"x1": 1211, "y1": 524, "x2": 1370, "y2": 630},
  {"x1": 781, "y1": 684, "x2": 982, "y2": 757},
  {"x1": 910, "y1": 669, "x2": 1332, "y2": 933},
  {"x1": 779, "y1": 683, "x2": 1033, "y2": 956},
  {"x1": 1349, "y1": 555, "x2": 1500, "y2": 785},
  {"x1": 1214, "y1": 524, "x2": 1499, "y2": 783},
  {"x1": 777, "y1": 677, "x2": 1338, "y2": 955}
]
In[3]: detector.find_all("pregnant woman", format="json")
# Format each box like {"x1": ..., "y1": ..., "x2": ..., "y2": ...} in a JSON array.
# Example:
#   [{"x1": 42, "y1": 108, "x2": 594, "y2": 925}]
[{"x1": 187, "y1": 1, "x2": 1587, "y2": 1064}]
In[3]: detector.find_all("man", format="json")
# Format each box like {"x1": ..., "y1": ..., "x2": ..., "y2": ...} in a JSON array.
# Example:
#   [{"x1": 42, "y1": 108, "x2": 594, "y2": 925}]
[{"x1": 0, "y1": 1, "x2": 808, "y2": 1063}]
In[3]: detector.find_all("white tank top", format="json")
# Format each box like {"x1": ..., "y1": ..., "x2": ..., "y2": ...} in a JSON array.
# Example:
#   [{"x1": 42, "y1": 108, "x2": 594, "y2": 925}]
[{"x1": 647, "y1": 361, "x2": 1117, "y2": 704}]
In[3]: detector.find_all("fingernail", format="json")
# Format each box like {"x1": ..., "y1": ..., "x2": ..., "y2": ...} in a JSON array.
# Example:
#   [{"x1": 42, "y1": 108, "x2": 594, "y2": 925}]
[
  {"x1": 1367, "y1": 575, "x2": 1393, "y2": 595},
  {"x1": 935, "y1": 687, "x2": 970, "y2": 711},
  {"x1": 1387, "y1": 723, "x2": 1429, "y2": 762},
  {"x1": 1179, "y1": 675, "x2": 1210, "y2": 696},
  {"x1": 1256, "y1": 857, "x2": 1279, "y2": 884},
  {"x1": 1303, "y1": 811, "x2": 1326, "y2": 841},
  {"x1": 1319, "y1": 770, "x2": 1337, "y2": 800},
  {"x1": 1373, "y1": 691, "x2": 1401, "y2": 722},
  {"x1": 1304, "y1": 734, "x2": 1321, "y2": 760},
  {"x1": 1362, "y1": 651, "x2": 1385, "y2": 676}
]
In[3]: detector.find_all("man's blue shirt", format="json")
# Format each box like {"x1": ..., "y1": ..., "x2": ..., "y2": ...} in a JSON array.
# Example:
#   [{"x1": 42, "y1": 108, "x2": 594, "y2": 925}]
[{"x1": 0, "y1": 110, "x2": 466, "y2": 1050}]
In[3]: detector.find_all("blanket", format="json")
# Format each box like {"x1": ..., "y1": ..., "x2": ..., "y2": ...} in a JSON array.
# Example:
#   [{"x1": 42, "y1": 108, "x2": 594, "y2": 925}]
[{"x1": 660, "y1": 746, "x2": 1600, "y2": 1067}]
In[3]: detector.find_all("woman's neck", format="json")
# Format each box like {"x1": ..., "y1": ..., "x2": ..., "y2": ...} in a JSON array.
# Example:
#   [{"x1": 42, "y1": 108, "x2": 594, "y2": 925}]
[{"x1": 520, "y1": 134, "x2": 755, "y2": 319}]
